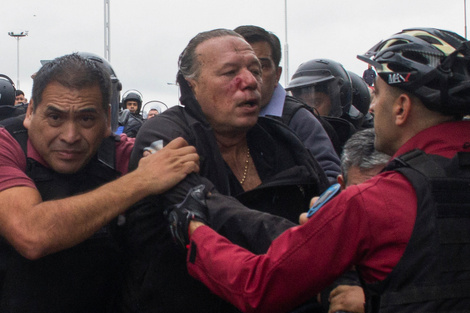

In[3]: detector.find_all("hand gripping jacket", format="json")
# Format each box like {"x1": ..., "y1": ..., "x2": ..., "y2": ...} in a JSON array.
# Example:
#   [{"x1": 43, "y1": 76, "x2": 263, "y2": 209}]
[
  {"x1": 166, "y1": 184, "x2": 209, "y2": 249},
  {"x1": 364, "y1": 149, "x2": 470, "y2": 312},
  {"x1": 0, "y1": 118, "x2": 125, "y2": 313}
]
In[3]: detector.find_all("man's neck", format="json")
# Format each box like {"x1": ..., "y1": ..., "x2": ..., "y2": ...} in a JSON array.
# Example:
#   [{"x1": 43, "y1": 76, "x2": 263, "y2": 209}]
[{"x1": 215, "y1": 132, "x2": 247, "y2": 154}]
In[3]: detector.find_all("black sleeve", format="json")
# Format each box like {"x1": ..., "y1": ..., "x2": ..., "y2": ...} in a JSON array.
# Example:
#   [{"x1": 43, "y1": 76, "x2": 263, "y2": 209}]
[{"x1": 128, "y1": 112, "x2": 295, "y2": 253}]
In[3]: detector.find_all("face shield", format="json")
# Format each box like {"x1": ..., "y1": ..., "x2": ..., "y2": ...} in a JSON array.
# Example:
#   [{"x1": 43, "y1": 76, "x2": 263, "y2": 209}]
[
  {"x1": 142, "y1": 100, "x2": 169, "y2": 119},
  {"x1": 290, "y1": 78, "x2": 343, "y2": 117}
]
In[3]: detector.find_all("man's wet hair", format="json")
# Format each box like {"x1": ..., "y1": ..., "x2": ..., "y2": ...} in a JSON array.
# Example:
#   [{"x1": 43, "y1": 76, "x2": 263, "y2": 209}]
[{"x1": 178, "y1": 28, "x2": 244, "y2": 81}]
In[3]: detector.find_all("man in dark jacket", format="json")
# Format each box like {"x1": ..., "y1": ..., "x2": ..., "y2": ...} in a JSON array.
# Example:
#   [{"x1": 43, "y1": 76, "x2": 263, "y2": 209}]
[
  {"x1": 362, "y1": 64, "x2": 376, "y2": 87},
  {"x1": 121, "y1": 28, "x2": 329, "y2": 313}
]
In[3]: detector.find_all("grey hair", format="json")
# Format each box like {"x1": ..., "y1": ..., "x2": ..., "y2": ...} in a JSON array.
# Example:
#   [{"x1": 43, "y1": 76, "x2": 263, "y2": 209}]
[
  {"x1": 340, "y1": 128, "x2": 390, "y2": 183},
  {"x1": 178, "y1": 28, "x2": 244, "y2": 80}
]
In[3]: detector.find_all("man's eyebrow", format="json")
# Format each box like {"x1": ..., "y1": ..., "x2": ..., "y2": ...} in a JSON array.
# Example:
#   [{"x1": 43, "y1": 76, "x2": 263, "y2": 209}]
[
  {"x1": 44, "y1": 105, "x2": 66, "y2": 114},
  {"x1": 219, "y1": 62, "x2": 238, "y2": 69},
  {"x1": 258, "y1": 57, "x2": 272, "y2": 63},
  {"x1": 44, "y1": 105, "x2": 99, "y2": 114},
  {"x1": 78, "y1": 107, "x2": 99, "y2": 114}
]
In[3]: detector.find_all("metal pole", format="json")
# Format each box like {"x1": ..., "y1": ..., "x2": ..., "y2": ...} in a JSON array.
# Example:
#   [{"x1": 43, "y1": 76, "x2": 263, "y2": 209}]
[
  {"x1": 284, "y1": 0, "x2": 289, "y2": 86},
  {"x1": 16, "y1": 37, "x2": 20, "y2": 88},
  {"x1": 104, "y1": 0, "x2": 111, "y2": 61},
  {"x1": 465, "y1": 0, "x2": 468, "y2": 39}
]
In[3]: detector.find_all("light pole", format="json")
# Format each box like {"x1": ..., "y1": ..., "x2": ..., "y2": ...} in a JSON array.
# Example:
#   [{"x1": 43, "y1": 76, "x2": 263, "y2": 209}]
[
  {"x1": 104, "y1": 0, "x2": 111, "y2": 61},
  {"x1": 465, "y1": 0, "x2": 468, "y2": 39},
  {"x1": 8, "y1": 31, "x2": 28, "y2": 89},
  {"x1": 284, "y1": 0, "x2": 289, "y2": 86}
]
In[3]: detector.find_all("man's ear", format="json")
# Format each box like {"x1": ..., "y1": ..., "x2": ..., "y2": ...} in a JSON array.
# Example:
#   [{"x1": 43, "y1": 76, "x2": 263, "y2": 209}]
[
  {"x1": 23, "y1": 99, "x2": 34, "y2": 129},
  {"x1": 187, "y1": 79, "x2": 198, "y2": 97},
  {"x1": 393, "y1": 93, "x2": 412, "y2": 126},
  {"x1": 337, "y1": 174, "x2": 346, "y2": 190},
  {"x1": 276, "y1": 66, "x2": 283, "y2": 84},
  {"x1": 106, "y1": 105, "x2": 112, "y2": 136}
]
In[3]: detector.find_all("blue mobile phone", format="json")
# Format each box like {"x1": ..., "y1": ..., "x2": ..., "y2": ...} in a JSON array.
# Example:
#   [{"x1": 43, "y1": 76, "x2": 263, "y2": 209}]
[{"x1": 307, "y1": 183, "x2": 341, "y2": 218}]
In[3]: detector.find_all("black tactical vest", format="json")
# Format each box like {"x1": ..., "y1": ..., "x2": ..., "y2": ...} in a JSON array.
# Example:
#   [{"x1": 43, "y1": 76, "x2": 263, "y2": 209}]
[
  {"x1": 364, "y1": 149, "x2": 470, "y2": 312},
  {"x1": 0, "y1": 120, "x2": 125, "y2": 313}
]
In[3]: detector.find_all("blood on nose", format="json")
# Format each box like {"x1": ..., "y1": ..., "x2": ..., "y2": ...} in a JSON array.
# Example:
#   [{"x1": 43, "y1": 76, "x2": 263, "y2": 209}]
[
  {"x1": 231, "y1": 77, "x2": 243, "y2": 90},
  {"x1": 230, "y1": 71, "x2": 257, "y2": 91}
]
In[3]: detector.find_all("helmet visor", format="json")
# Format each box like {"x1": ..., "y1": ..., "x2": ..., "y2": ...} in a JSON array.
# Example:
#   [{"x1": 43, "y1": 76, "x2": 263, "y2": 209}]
[{"x1": 290, "y1": 79, "x2": 343, "y2": 117}]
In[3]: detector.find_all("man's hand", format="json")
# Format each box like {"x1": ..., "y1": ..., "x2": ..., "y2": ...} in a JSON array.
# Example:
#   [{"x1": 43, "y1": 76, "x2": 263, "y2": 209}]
[
  {"x1": 328, "y1": 285, "x2": 365, "y2": 313},
  {"x1": 135, "y1": 137, "x2": 200, "y2": 196},
  {"x1": 165, "y1": 184, "x2": 209, "y2": 248},
  {"x1": 299, "y1": 196, "x2": 319, "y2": 225}
]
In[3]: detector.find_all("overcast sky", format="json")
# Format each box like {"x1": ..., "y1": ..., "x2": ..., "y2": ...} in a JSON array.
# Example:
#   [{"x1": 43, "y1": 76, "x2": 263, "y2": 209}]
[{"x1": 1, "y1": 0, "x2": 466, "y2": 110}]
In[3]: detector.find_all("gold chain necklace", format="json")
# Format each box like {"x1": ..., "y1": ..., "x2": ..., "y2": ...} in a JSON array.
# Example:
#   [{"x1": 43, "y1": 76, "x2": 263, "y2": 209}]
[{"x1": 239, "y1": 147, "x2": 251, "y2": 185}]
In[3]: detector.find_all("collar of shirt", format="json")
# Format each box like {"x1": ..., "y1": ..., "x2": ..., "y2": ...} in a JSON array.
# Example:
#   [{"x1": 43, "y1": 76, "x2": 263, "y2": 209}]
[
  {"x1": 392, "y1": 120, "x2": 470, "y2": 159},
  {"x1": 259, "y1": 83, "x2": 286, "y2": 117},
  {"x1": 27, "y1": 139, "x2": 50, "y2": 168}
]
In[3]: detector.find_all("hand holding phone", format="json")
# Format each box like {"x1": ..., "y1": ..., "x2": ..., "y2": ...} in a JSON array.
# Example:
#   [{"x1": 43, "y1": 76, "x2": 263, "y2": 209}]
[{"x1": 307, "y1": 183, "x2": 341, "y2": 218}]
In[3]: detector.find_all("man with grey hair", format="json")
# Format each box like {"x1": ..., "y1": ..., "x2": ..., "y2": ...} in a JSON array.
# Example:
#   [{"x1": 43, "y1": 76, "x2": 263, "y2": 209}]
[
  {"x1": 338, "y1": 128, "x2": 390, "y2": 188},
  {"x1": 321, "y1": 128, "x2": 390, "y2": 313},
  {"x1": 121, "y1": 28, "x2": 329, "y2": 312}
]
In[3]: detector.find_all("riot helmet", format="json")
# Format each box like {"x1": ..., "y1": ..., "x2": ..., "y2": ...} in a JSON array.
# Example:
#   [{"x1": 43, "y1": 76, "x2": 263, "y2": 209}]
[
  {"x1": 349, "y1": 71, "x2": 374, "y2": 128},
  {"x1": 0, "y1": 74, "x2": 16, "y2": 107},
  {"x1": 142, "y1": 100, "x2": 168, "y2": 119},
  {"x1": 286, "y1": 59, "x2": 352, "y2": 117},
  {"x1": 76, "y1": 52, "x2": 122, "y2": 132},
  {"x1": 121, "y1": 89, "x2": 143, "y2": 114},
  {"x1": 357, "y1": 28, "x2": 470, "y2": 116},
  {"x1": 348, "y1": 71, "x2": 371, "y2": 116}
]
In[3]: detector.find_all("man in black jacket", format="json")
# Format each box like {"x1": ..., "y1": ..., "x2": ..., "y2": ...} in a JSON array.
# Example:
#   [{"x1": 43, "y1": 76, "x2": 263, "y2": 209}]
[{"x1": 121, "y1": 28, "x2": 329, "y2": 313}]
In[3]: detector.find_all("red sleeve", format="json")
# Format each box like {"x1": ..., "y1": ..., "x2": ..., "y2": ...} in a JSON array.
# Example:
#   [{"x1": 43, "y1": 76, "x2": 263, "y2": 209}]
[
  {"x1": 115, "y1": 133, "x2": 134, "y2": 175},
  {"x1": 0, "y1": 128, "x2": 36, "y2": 192},
  {"x1": 187, "y1": 172, "x2": 416, "y2": 313}
]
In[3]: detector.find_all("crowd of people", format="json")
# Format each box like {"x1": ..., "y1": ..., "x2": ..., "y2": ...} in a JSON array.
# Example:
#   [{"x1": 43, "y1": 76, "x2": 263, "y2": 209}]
[{"x1": 0, "y1": 24, "x2": 469, "y2": 313}]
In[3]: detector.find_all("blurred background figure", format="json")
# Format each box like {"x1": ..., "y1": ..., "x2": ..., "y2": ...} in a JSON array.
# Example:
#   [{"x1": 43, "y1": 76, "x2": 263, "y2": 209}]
[
  {"x1": 0, "y1": 74, "x2": 25, "y2": 121},
  {"x1": 118, "y1": 89, "x2": 144, "y2": 137},
  {"x1": 362, "y1": 64, "x2": 376, "y2": 87},
  {"x1": 147, "y1": 109, "x2": 159, "y2": 119},
  {"x1": 14, "y1": 90, "x2": 26, "y2": 105},
  {"x1": 142, "y1": 100, "x2": 168, "y2": 120}
]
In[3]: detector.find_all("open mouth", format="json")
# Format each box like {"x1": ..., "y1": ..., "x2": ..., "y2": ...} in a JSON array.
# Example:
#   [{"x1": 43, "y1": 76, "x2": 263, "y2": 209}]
[{"x1": 241, "y1": 99, "x2": 258, "y2": 107}]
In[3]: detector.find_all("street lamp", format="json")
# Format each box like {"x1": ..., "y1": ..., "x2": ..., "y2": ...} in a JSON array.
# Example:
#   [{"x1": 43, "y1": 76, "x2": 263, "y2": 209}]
[{"x1": 8, "y1": 31, "x2": 28, "y2": 89}]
